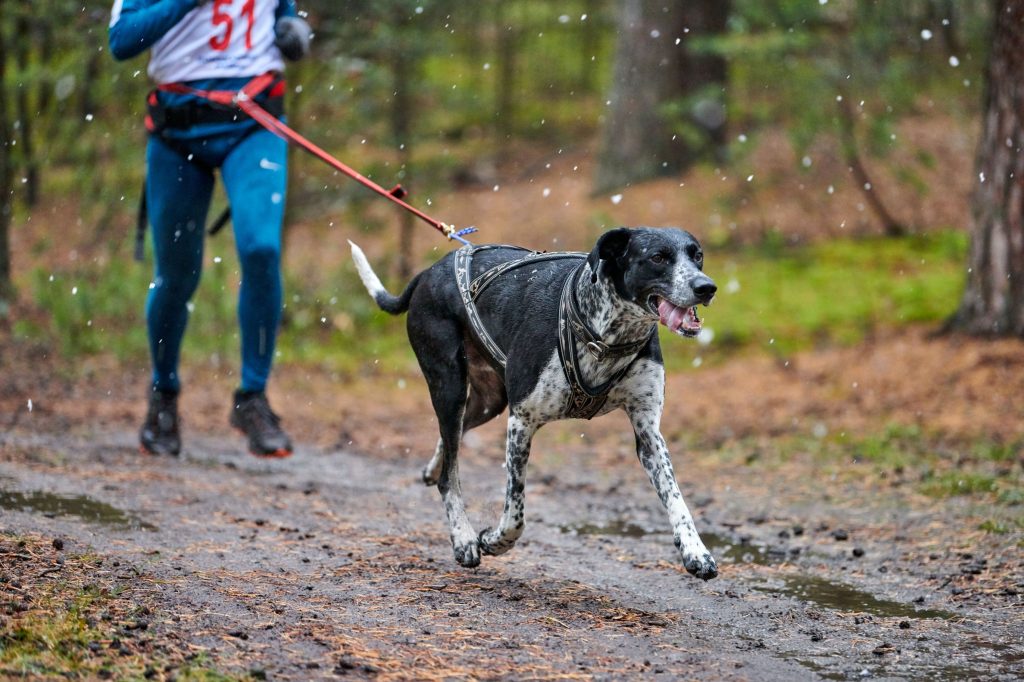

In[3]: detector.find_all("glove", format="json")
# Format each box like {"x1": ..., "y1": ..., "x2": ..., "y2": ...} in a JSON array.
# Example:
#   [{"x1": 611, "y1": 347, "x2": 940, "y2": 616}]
[{"x1": 275, "y1": 16, "x2": 312, "y2": 61}]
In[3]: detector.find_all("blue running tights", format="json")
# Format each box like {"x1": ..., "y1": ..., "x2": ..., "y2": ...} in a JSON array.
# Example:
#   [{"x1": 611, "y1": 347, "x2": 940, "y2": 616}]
[{"x1": 145, "y1": 127, "x2": 287, "y2": 394}]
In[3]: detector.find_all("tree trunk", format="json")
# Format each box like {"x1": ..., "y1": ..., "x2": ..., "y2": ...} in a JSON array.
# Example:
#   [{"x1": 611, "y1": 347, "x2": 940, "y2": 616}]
[
  {"x1": 949, "y1": 0, "x2": 1024, "y2": 336},
  {"x1": 836, "y1": 94, "x2": 906, "y2": 236},
  {"x1": 678, "y1": 0, "x2": 729, "y2": 155},
  {"x1": 391, "y1": 30, "x2": 415, "y2": 281},
  {"x1": 15, "y1": 1, "x2": 37, "y2": 207},
  {"x1": 0, "y1": 13, "x2": 14, "y2": 311},
  {"x1": 79, "y1": 49, "x2": 101, "y2": 127},
  {"x1": 494, "y1": 0, "x2": 517, "y2": 142},
  {"x1": 594, "y1": 0, "x2": 729, "y2": 194},
  {"x1": 578, "y1": 0, "x2": 601, "y2": 92}
]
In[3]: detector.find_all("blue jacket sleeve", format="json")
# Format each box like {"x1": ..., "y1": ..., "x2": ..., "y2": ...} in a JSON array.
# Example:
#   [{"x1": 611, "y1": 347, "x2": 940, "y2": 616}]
[
  {"x1": 109, "y1": 0, "x2": 201, "y2": 61},
  {"x1": 276, "y1": 1, "x2": 298, "y2": 21}
]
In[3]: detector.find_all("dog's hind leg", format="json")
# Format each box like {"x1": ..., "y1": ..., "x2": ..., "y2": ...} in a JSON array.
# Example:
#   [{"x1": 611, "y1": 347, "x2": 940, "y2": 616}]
[
  {"x1": 411, "y1": 323, "x2": 483, "y2": 568},
  {"x1": 421, "y1": 360, "x2": 505, "y2": 483},
  {"x1": 422, "y1": 385, "x2": 508, "y2": 486},
  {"x1": 478, "y1": 410, "x2": 538, "y2": 556}
]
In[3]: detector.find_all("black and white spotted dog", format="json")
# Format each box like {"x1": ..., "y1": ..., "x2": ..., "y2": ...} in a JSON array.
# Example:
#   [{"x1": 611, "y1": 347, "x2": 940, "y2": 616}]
[{"x1": 349, "y1": 227, "x2": 719, "y2": 580}]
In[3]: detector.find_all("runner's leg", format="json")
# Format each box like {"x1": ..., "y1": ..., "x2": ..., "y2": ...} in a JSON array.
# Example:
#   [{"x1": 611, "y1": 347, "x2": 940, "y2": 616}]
[
  {"x1": 145, "y1": 135, "x2": 214, "y2": 392},
  {"x1": 220, "y1": 128, "x2": 287, "y2": 393}
]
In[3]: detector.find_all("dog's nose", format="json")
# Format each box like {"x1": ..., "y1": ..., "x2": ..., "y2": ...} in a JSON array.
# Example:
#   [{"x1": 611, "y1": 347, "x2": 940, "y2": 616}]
[{"x1": 691, "y1": 276, "x2": 717, "y2": 303}]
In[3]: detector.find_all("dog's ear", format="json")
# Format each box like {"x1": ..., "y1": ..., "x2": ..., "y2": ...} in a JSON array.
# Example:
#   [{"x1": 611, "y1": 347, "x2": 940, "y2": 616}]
[{"x1": 587, "y1": 228, "x2": 632, "y2": 279}]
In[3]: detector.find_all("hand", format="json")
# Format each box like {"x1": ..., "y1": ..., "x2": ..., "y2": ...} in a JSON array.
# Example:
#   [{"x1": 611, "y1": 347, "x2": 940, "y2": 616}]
[{"x1": 275, "y1": 16, "x2": 312, "y2": 61}]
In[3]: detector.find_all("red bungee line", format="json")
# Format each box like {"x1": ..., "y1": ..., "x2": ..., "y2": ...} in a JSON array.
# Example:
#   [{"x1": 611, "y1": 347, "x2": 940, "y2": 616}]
[{"x1": 159, "y1": 73, "x2": 474, "y2": 246}]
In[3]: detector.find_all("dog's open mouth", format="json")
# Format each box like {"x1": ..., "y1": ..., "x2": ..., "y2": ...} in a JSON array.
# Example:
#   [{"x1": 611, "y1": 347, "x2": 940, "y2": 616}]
[{"x1": 654, "y1": 297, "x2": 702, "y2": 337}]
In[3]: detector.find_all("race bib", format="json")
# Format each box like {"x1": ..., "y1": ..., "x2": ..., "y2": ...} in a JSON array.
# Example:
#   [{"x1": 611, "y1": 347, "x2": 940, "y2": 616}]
[{"x1": 149, "y1": 0, "x2": 285, "y2": 83}]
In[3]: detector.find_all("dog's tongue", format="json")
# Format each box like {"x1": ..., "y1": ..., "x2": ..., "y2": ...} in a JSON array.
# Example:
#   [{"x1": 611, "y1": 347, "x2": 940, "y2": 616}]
[{"x1": 657, "y1": 298, "x2": 701, "y2": 334}]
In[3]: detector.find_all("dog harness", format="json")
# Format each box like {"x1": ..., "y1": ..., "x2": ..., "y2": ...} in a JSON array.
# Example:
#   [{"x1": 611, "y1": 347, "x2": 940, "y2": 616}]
[{"x1": 454, "y1": 245, "x2": 655, "y2": 419}]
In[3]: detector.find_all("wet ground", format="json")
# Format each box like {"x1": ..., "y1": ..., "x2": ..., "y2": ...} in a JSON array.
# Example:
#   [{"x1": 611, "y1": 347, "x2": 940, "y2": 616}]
[{"x1": 2, "y1": 420, "x2": 1021, "y2": 681}]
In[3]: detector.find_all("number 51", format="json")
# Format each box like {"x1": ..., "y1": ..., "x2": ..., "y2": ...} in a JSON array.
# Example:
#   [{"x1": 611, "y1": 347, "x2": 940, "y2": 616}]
[{"x1": 209, "y1": 0, "x2": 256, "y2": 52}]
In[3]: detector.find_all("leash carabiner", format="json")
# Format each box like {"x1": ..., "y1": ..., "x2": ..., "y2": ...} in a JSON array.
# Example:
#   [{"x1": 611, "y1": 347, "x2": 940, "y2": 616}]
[{"x1": 441, "y1": 224, "x2": 477, "y2": 247}]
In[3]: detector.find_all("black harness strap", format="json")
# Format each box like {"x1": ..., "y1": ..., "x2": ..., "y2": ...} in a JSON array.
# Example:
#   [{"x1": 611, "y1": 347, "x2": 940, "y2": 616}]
[
  {"x1": 563, "y1": 276, "x2": 654, "y2": 361},
  {"x1": 557, "y1": 264, "x2": 656, "y2": 419},
  {"x1": 147, "y1": 95, "x2": 284, "y2": 131},
  {"x1": 454, "y1": 246, "x2": 656, "y2": 420}
]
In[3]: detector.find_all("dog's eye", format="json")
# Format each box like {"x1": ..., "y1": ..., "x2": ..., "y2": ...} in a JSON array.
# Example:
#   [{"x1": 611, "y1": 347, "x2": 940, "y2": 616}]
[{"x1": 650, "y1": 254, "x2": 666, "y2": 265}]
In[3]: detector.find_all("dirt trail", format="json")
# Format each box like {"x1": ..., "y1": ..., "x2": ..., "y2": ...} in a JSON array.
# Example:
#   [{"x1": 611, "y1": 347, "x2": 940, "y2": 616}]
[
  {"x1": 2, "y1": 414, "x2": 1021, "y2": 680},
  {"x1": 4, "y1": 107, "x2": 1019, "y2": 679}
]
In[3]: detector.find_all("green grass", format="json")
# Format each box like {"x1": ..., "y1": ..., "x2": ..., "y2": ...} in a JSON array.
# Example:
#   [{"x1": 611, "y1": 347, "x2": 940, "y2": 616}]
[
  {"x1": 831, "y1": 426, "x2": 1021, "y2": 502},
  {"x1": 0, "y1": 535, "x2": 244, "y2": 681},
  {"x1": 663, "y1": 230, "x2": 968, "y2": 368},
  {"x1": 22, "y1": 230, "x2": 969, "y2": 379},
  {"x1": 845, "y1": 423, "x2": 926, "y2": 471},
  {"x1": 24, "y1": 238, "x2": 420, "y2": 376},
  {"x1": 920, "y1": 471, "x2": 1000, "y2": 498},
  {"x1": 1, "y1": 582, "x2": 106, "y2": 678},
  {"x1": 704, "y1": 425, "x2": 1023, "y2": 506},
  {"x1": 978, "y1": 519, "x2": 1012, "y2": 535}
]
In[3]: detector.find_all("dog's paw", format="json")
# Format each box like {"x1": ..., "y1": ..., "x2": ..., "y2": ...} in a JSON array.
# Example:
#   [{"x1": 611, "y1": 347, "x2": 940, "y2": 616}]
[
  {"x1": 478, "y1": 527, "x2": 513, "y2": 556},
  {"x1": 453, "y1": 540, "x2": 481, "y2": 568},
  {"x1": 683, "y1": 552, "x2": 718, "y2": 581}
]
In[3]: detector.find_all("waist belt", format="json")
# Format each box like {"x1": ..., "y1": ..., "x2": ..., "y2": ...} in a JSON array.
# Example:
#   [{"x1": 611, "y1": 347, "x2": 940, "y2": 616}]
[
  {"x1": 454, "y1": 245, "x2": 655, "y2": 420},
  {"x1": 145, "y1": 75, "x2": 286, "y2": 134},
  {"x1": 135, "y1": 74, "x2": 286, "y2": 261}
]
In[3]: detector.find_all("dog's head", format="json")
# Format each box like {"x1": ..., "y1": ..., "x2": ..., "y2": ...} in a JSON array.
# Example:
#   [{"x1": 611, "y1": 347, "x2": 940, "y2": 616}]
[{"x1": 586, "y1": 227, "x2": 716, "y2": 338}]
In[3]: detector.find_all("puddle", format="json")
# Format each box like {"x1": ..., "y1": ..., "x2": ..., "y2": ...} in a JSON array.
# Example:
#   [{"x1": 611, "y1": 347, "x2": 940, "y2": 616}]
[
  {"x1": 969, "y1": 638, "x2": 1024, "y2": 664},
  {"x1": 785, "y1": 651, "x2": 981, "y2": 682},
  {"x1": 0, "y1": 488, "x2": 157, "y2": 531},
  {"x1": 560, "y1": 520, "x2": 656, "y2": 538},
  {"x1": 704, "y1": 532, "x2": 789, "y2": 566},
  {"x1": 752, "y1": 574, "x2": 956, "y2": 620},
  {"x1": 560, "y1": 522, "x2": 783, "y2": 566}
]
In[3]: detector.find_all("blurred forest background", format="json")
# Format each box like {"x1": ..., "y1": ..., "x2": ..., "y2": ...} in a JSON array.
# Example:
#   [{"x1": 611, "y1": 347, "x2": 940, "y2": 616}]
[
  {"x1": 0, "y1": 0, "x2": 1014, "y2": 371},
  {"x1": 5, "y1": 4, "x2": 1024, "y2": 678}
]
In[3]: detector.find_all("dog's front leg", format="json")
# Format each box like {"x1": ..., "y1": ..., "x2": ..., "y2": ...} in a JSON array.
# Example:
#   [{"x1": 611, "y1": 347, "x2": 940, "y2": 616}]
[
  {"x1": 627, "y1": 406, "x2": 718, "y2": 580},
  {"x1": 478, "y1": 413, "x2": 537, "y2": 556}
]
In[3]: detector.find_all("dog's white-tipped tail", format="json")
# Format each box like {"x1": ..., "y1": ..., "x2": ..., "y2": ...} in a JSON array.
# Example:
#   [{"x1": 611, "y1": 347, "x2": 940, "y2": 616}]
[
  {"x1": 349, "y1": 240, "x2": 386, "y2": 300},
  {"x1": 349, "y1": 240, "x2": 417, "y2": 315}
]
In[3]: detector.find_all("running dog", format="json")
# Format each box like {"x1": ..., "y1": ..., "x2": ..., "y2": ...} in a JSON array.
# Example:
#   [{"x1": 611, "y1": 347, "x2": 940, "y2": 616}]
[{"x1": 349, "y1": 227, "x2": 719, "y2": 580}]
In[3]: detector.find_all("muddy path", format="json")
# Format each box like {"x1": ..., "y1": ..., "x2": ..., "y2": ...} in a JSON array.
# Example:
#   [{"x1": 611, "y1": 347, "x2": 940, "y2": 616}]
[{"x1": 2, "y1": 419, "x2": 1021, "y2": 681}]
